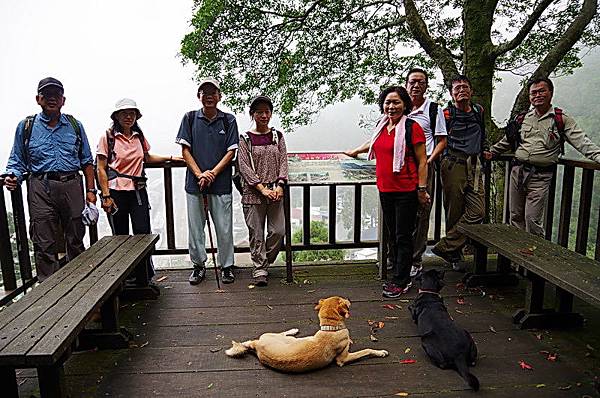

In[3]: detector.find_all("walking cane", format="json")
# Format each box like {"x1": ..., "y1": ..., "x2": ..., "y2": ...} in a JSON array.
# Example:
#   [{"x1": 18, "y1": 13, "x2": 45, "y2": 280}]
[{"x1": 202, "y1": 193, "x2": 221, "y2": 289}]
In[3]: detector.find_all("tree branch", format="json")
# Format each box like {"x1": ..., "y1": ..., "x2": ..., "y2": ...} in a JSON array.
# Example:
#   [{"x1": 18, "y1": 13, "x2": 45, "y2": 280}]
[
  {"x1": 510, "y1": 0, "x2": 598, "y2": 115},
  {"x1": 492, "y1": 0, "x2": 555, "y2": 57},
  {"x1": 403, "y1": 0, "x2": 458, "y2": 82},
  {"x1": 348, "y1": 18, "x2": 406, "y2": 50}
]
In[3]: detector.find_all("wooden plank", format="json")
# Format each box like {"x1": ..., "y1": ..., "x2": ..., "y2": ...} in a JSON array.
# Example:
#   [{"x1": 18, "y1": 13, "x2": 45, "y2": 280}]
[
  {"x1": 0, "y1": 237, "x2": 126, "y2": 352},
  {"x1": 28, "y1": 234, "x2": 159, "y2": 365},
  {"x1": 0, "y1": 236, "x2": 146, "y2": 366},
  {"x1": 458, "y1": 224, "x2": 600, "y2": 307}
]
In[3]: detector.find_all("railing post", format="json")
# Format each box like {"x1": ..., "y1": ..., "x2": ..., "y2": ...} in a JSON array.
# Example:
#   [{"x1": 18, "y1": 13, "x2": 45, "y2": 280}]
[
  {"x1": 163, "y1": 167, "x2": 176, "y2": 250},
  {"x1": 544, "y1": 170, "x2": 557, "y2": 241},
  {"x1": 557, "y1": 165, "x2": 575, "y2": 248},
  {"x1": 353, "y1": 184, "x2": 362, "y2": 243},
  {"x1": 433, "y1": 161, "x2": 443, "y2": 242},
  {"x1": 574, "y1": 168, "x2": 594, "y2": 255},
  {"x1": 483, "y1": 160, "x2": 491, "y2": 223},
  {"x1": 0, "y1": 186, "x2": 17, "y2": 291},
  {"x1": 11, "y1": 186, "x2": 33, "y2": 283},
  {"x1": 302, "y1": 186, "x2": 310, "y2": 245},
  {"x1": 328, "y1": 185, "x2": 336, "y2": 244},
  {"x1": 283, "y1": 185, "x2": 293, "y2": 283},
  {"x1": 502, "y1": 160, "x2": 511, "y2": 224}
]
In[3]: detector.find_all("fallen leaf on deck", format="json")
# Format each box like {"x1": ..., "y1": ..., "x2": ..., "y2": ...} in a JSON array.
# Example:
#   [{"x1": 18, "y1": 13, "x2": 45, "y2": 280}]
[
  {"x1": 395, "y1": 393, "x2": 409, "y2": 396},
  {"x1": 518, "y1": 247, "x2": 535, "y2": 256},
  {"x1": 163, "y1": 285, "x2": 173, "y2": 289},
  {"x1": 535, "y1": 333, "x2": 543, "y2": 340},
  {"x1": 385, "y1": 316, "x2": 399, "y2": 320},
  {"x1": 456, "y1": 283, "x2": 465, "y2": 290},
  {"x1": 404, "y1": 348, "x2": 411, "y2": 354},
  {"x1": 215, "y1": 289, "x2": 226, "y2": 293},
  {"x1": 367, "y1": 320, "x2": 375, "y2": 326},
  {"x1": 586, "y1": 344, "x2": 595, "y2": 351},
  {"x1": 303, "y1": 279, "x2": 311, "y2": 284},
  {"x1": 489, "y1": 326, "x2": 497, "y2": 333},
  {"x1": 187, "y1": 361, "x2": 192, "y2": 366},
  {"x1": 546, "y1": 353, "x2": 558, "y2": 361},
  {"x1": 307, "y1": 289, "x2": 316, "y2": 293},
  {"x1": 455, "y1": 309, "x2": 464, "y2": 314},
  {"x1": 209, "y1": 348, "x2": 222, "y2": 353},
  {"x1": 155, "y1": 276, "x2": 168, "y2": 282},
  {"x1": 519, "y1": 360, "x2": 533, "y2": 370},
  {"x1": 383, "y1": 304, "x2": 397, "y2": 310},
  {"x1": 248, "y1": 285, "x2": 255, "y2": 289},
  {"x1": 399, "y1": 359, "x2": 416, "y2": 364},
  {"x1": 378, "y1": 321, "x2": 385, "y2": 329},
  {"x1": 139, "y1": 341, "x2": 149, "y2": 348},
  {"x1": 399, "y1": 299, "x2": 410, "y2": 303},
  {"x1": 536, "y1": 384, "x2": 546, "y2": 388},
  {"x1": 370, "y1": 334, "x2": 378, "y2": 342},
  {"x1": 207, "y1": 383, "x2": 213, "y2": 389},
  {"x1": 456, "y1": 297, "x2": 465, "y2": 305},
  {"x1": 558, "y1": 385, "x2": 572, "y2": 390},
  {"x1": 266, "y1": 305, "x2": 273, "y2": 310},
  {"x1": 394, "y1": 304, "x2": 403, "y2": 309}
]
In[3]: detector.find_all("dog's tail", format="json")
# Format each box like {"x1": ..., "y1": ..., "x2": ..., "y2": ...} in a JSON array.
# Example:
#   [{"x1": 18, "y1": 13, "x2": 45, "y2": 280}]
[
  {"x1": 225, "y1": 340, "x2": 253, "y2": 357},
  {"x1": 454, "y1": 355, "x2": 479, "y2": 391}
]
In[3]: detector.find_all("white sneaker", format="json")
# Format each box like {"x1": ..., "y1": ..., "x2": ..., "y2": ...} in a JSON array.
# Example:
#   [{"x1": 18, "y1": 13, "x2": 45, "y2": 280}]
[{"x1": 410, "y1": 263, "x2": 423, "y2": 277}]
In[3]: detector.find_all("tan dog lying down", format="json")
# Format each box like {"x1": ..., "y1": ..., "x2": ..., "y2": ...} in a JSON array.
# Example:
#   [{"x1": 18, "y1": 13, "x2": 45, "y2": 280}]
[{"x1": 225, "y1": 296, "x2": 388, "y2": 372}]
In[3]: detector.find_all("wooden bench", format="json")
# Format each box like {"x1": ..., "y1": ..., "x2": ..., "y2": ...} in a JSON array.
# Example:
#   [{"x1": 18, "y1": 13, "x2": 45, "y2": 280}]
[
  {"x1": 0, "y1": 234, "x2": 159, "y2": 398},
  {"x1": 457, "y1": 223, "x2": 600, "y2": 329}
]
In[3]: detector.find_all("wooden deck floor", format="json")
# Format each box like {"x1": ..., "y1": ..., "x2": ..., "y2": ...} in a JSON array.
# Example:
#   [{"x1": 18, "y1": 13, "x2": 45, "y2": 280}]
[{"x1": 16, "y1": 261, "x2": 600, "y2": 397}]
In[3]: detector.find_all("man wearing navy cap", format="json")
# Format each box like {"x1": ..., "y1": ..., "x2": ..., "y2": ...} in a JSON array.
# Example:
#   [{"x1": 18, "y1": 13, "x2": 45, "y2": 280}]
[{"x1": 3, "y1": 77, "x2": 96, "y2": 281}]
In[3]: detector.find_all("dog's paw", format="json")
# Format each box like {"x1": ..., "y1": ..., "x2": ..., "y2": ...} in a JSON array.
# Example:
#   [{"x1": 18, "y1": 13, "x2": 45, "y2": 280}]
[
  {"x1": 284, "y1": 328, "x2": 299, "y2": 336},
  {"x1": 376, "y1": 350, "x2": 389, "y2": 357}
]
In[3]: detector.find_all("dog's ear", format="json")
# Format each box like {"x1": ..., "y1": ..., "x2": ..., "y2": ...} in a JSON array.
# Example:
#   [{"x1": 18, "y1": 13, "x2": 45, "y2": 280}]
[
  {"x1": 338, "y1": 298, "x2": 350, "y2": 318},
  {"x1": 314, "y1": 299, "x2": 324, "y2": 311}
]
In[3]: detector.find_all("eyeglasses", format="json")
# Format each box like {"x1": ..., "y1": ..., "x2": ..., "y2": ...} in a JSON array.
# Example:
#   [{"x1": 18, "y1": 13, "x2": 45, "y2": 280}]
[
  {"x1": 39, "y1": 89, "x2": 64, "y2": 99},
  {"x1": 529, "y1": 88, "x2": 548, "y2": 96},
  {"x1": 452, "y1": 84, "x2": 470, "y2": 93}
]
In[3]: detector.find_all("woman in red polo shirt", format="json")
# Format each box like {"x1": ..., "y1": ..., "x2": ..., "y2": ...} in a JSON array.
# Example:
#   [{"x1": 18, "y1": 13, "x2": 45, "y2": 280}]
[
  {"x1": 96, "y1": 98, "x2": 181, "y2": 285},
  {"x1": 345, "y1": 86, "x2": 429, "y2": 298}
]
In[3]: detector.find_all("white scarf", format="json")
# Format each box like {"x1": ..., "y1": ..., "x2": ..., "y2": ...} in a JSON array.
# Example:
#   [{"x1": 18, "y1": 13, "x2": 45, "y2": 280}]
[{"x1": 367, "y1": 115, "x2": 408, "y2": 173}]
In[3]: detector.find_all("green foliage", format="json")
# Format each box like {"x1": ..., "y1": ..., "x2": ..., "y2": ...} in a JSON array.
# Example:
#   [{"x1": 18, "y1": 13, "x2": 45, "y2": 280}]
[
  {"x1": 180, "y1": 0, "x2": 599, "y2": 128},
  {"x1": 292, "y1": 220, "x2": 344, "y2": 262}
]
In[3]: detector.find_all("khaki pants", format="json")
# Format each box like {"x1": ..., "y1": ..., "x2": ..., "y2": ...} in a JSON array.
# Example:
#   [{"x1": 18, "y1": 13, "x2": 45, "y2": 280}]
[
  {"x1": 434, "y1": 156, "x2": 485, "y2": 255},
  {"x1": 27, "y1": 174, "x2": 86, "y2": 281},
  {"x1": 412, "y1": 162, "x2": 435, "y2": 263},
  {"x1": 509, "y1": 165, "x2": 553, "y2": 237},
  {"x1": 243, "y1": 200, "x2": 285, "y2": 277}
]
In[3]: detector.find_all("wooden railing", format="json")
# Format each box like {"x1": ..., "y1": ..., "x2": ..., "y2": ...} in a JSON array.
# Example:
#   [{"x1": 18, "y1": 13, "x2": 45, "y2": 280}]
[{"x1": 1, "y1": 154, "x2": 598, "y2": 304}]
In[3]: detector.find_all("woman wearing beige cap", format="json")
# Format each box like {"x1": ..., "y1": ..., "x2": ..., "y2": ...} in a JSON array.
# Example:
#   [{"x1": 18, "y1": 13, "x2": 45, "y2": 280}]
[{"x1": 96, "y1": 98, "x2": 182, "y2": 285}]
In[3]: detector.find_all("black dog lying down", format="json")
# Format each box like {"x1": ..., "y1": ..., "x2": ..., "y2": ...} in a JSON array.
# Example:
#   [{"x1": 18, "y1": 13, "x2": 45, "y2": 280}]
[{"x1": 408, "y1": 269, "x2": 479, "y2": 391}]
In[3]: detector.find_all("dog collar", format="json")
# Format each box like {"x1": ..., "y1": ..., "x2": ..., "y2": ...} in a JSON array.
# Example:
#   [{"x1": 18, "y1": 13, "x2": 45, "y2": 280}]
[
  {"x1": 320, "y1": 325, "x2": 346, "y2": 332},
  {"x1": 418, "y1": 289, "x2": 441, "y2": 297}
]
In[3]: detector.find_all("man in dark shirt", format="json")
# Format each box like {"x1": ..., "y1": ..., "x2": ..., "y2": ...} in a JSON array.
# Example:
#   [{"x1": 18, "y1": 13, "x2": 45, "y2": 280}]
[
  {"x1": 176, "y1": 78, "x2": 239, "y2": 285},
  {"x1": 3, "y1": 77, "x2": 96, "y2": 281},
  {"x1": 431, "y1": 75, "x2": 486, "y2": 271}
]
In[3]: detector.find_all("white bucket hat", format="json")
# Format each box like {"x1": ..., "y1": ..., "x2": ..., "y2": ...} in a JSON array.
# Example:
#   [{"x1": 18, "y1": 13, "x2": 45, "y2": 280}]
[{"x1": 111, "y1": 98, "x2": 142, "y2": 120}]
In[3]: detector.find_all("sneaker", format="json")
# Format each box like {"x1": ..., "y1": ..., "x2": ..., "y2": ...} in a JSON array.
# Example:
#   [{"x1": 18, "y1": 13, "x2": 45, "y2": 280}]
[
  {"x1": 431, "y1": 246, "x2": 462, "y2": 264},
  {"x1": 188, "y1": 267, "x2": 206, "y2": 285},
  {"x1": 382, "y1": 284, "x2": 404, "y2": 299},
  {"x1": 253, "y1": 275, "x2": 268, "y2": 287},
  {"x1": 410, "y1": 263, "x2": 423, "y2": 277},
  {"x1": 221, "y1": 267, "x2": 235, "y2": 284}
]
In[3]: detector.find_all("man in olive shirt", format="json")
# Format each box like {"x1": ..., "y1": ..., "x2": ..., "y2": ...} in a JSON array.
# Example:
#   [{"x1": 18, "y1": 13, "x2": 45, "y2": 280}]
[{"x1": 485, "y1": 77, "x2": 600, "y2": 236}]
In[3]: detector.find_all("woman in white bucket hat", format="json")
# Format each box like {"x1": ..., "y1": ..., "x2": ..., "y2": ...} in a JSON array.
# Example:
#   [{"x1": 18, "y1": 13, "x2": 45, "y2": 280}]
[{"x1": 96, "y1": 98, "x2": 183, "y2": 286}]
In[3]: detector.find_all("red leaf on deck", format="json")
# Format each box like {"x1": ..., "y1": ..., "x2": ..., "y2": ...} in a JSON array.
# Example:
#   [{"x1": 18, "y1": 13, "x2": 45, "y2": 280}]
[
  {"x1": 519, "y1": 360, "x2": 533, "y2": 370},
  {"x1": 456, "y1": 297, "x2": 465, "y2": 305},
  {"x1": 399, "y1": 359, "x2": 417, "y2": 364},
  {"x1": 383, "y1": 304, "x2": 397, "y2": 310},
  {"x1": 518, "y1": 248, "x2": 534, "y2": 256},
  {"x1": 547, "y1": 353, "x2": 558, "y2": 361}
]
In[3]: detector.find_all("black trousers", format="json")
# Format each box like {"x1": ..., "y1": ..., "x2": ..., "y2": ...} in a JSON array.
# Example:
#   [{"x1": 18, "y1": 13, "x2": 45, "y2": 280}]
[
  {"x1": 109, "y1": 188, "x2": 155, "y2": 282},
  {"x1": 379, "y1": 190, "x2": 418, "y2": 288}
]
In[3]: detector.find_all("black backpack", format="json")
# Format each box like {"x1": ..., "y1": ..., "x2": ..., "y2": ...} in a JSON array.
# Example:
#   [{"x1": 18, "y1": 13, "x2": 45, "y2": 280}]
[
  {"x1": 505, "y1": 107, "x2": 566, "y2": 152},
  {"x1": 23, "y1": 114, "x2": 82, "y2": 169},
  {"x1": 444, "y1": 102, "x2": 486, "y2": 154}
]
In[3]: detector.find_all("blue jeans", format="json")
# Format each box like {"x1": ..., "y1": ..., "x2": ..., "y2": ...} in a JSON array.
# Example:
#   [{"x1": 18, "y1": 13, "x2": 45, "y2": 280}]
[{"x1": 186, "y1": 192, "x2": 234, "y2": 269}]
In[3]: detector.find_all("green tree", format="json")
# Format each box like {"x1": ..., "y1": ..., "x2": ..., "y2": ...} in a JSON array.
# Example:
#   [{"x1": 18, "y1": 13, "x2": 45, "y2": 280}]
[
  {"x1": 180, "y1": 0, "x2": 599, "y2": 136},
  {"x1": 292, "y1": 220, "x2": 344, "y2": 261}
]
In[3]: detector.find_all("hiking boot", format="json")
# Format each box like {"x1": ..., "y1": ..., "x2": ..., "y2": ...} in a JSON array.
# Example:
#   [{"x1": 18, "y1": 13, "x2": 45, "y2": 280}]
[
  {"x1": 221, "y1": 267, "x2": 235, "y2": 284},
  {"x1": 410, "y1": 263, "x2": 423, "y2": 277},
  {"x1": 253, "y1": 275, "x2": 268, "y2": 287},
  {"x1": 188, "y1": 267, "x2": 206, "y2": 285}
]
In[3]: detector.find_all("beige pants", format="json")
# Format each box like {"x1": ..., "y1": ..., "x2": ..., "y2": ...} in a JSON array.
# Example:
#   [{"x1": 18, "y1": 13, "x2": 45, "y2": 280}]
[
  {"x1": 434, "y1": 156, "x2": 485, "y2": 255},
  {"x1": 243, "y1": 201, "x2": 285, "y2": 277},
  {"x1": 509, "y1": 165, "x2": 553, "y2": 237}
]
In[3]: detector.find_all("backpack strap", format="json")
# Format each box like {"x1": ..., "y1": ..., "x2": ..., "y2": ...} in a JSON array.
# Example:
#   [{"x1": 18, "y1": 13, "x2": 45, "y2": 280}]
[
  {"x1": 64, "y1": 114, "x2": 83, "y2": 161},
  {"x1": 22, "y1": 114, "x2": 36, "y2": 169},
  {"x1": 428, "y1": 101, "x2": 438, "y2": 135},
  {"x1": 240, "y1": 132, "x2": 255, "y2": 171},
  {"x1": 552, "y1": 107, "x2": 566, "y2": 154},
  {"x1": 405, "y1": 118, "x2": 416, "y2": 156}
]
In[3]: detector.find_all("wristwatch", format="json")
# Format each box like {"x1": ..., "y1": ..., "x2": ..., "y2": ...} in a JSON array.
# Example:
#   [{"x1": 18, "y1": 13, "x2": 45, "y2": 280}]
[{"x1": 87, "y1": 188, "x2": 98, "y2": 194}]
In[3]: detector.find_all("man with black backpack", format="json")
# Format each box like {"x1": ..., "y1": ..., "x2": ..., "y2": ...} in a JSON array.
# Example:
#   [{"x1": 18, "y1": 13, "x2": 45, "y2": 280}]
[
  {"x1": 484, "y1": 77, "x2": 600, "y2": 236},
  {"x1": 431, "y1": 75, "x2": 486, "y2": 271},
  {"x1": 176, "y1": 78, "x2": 239, "y2": 285},
  {"x1": 2, "y1": 77, "x2": 96, "y2": 281}
]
